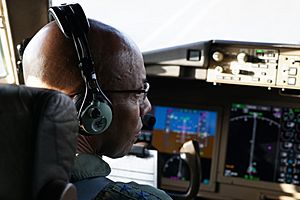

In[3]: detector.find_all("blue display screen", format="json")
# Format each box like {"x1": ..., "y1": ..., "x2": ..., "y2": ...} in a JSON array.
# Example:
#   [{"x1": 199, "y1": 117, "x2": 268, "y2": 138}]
[
  {"x1": 154, "y1": 106, "x2": 217, "y2": 136},
  {"x1": 151, "y1": 105, "x2": 218, "y2": 185}
]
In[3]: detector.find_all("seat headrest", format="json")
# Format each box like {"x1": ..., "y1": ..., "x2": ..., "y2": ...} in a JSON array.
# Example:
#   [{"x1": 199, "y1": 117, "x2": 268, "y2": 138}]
[{"x1": 0, "y1": 84, "x2": 78, "y2": 200}]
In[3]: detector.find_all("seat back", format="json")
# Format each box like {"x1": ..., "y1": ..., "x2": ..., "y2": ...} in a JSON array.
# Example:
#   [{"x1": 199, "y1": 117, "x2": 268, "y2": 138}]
[{"x1": 0, "y1": 84, "x2": 78, "y2": 200}]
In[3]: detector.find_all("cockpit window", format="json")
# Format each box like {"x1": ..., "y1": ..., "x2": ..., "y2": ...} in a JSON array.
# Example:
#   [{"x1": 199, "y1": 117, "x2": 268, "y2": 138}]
[
  {"x1": 51, "y1": 0, "x2": 300, "y2": 52},
  {"x1": 0, "y1": 2, "x2": 17, "y2": 83}
]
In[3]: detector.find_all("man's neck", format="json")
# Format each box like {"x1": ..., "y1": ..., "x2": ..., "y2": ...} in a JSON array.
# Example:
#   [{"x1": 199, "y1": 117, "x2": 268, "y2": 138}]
[{"x1": 77, "y1": 135, "x2": 95, "y2": 153}]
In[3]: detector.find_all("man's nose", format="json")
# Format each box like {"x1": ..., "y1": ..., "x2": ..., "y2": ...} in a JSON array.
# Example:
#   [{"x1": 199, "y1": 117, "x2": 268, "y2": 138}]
[{"x1": 140, "y1": 97, "x2": 152, "y2": 117}]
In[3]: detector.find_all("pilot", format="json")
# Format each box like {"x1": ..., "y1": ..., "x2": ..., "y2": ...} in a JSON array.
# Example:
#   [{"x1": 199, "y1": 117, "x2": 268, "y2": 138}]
[{"x1": 22, "y1": 19, "x2": 172, "y2": 200}]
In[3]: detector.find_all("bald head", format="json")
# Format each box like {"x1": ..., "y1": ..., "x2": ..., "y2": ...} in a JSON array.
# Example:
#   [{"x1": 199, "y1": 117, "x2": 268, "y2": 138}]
[
  {"x1": 23, "y1": 19, "x2": 144, "y2": 95},
  {"x1": 22, "y1": 18, "x2": 151, "y2": 158}
]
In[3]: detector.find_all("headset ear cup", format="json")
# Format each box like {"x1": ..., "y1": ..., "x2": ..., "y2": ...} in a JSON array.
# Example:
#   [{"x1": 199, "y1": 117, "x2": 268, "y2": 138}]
[
  {"x1": 73, "y1": 93, "x2": 113, "y2": 135},
  {"x1": 80, "y1": 100, "x2": 113, "y2": 135}
]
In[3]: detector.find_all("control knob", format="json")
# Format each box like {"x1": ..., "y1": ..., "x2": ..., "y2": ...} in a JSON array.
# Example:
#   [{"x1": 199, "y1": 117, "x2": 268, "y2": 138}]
[
  {"x1": 237, "y1": 52, "x2": 248, "y2": 63},
  {"x1": 215, "y1": 66, "x2": 223, "y2": 73},
  {"x1": 212, "y1": 51, "x2": 224, "y2": 62}
]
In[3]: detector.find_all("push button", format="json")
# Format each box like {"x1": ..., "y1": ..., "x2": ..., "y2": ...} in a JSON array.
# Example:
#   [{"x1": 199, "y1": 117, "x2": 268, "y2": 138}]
[
  {"x1": 289, "y1": 67, "x2": 297, "y2": 76},
  {"x1": 288, "y1": 77, "x2": 296, "y2": 85}
]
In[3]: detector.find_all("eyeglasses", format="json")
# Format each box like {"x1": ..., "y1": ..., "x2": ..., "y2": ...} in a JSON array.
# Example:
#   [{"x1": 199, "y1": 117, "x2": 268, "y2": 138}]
[{"x1": 103, "y1": 82, "x2": 150, "y2": 104}]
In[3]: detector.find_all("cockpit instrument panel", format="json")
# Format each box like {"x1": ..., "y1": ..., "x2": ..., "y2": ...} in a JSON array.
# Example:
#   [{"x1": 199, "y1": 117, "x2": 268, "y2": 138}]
[{"x1": 144, "y1": 40, "x2": 300, "y2": 90}]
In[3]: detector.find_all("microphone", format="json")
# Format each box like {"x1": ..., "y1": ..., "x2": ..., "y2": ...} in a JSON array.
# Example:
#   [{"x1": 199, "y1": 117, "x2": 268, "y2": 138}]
[{"x1": 142, "y1": 113, "x2": 156, "y2": 131}]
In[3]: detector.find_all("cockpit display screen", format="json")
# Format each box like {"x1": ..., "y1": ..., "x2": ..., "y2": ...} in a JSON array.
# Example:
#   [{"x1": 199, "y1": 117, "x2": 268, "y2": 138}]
[
  {"x1": 151, "y1": 105, "x2": 217, "y2": 155},
  {"x1": 224, "y1": 103, "x2": 300, "y2": 185},
  {"x1": 151, "y1": 105, "x2": 218, "y2": 185}
]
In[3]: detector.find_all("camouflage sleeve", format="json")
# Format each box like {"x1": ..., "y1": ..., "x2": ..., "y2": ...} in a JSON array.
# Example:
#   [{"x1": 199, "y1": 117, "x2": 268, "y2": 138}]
[{"x1": 94, "y1": 181, "x2": 173, "y2": 200}]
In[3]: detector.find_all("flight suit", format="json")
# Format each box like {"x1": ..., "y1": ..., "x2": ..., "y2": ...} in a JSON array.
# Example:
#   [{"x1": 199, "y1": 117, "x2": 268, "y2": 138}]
[{"x1": 71, "y1": 153, "x2": 173, "y2": 200}]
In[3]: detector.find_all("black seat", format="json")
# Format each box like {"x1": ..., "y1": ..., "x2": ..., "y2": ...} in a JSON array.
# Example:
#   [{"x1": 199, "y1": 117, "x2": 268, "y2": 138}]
[{"x1": 0, "y1": 84, "x2": 78, "y2": 200}]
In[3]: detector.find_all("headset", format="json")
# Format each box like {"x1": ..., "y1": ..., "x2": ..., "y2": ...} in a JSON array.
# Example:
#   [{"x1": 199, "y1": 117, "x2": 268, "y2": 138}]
[{"x1": 48, "y1": 4, "x2": 113, "y2": 135}]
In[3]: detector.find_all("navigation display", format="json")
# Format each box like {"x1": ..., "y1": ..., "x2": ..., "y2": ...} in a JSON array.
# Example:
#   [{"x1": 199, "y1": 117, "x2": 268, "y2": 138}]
[{"x1": 224, "y1": 103, "x2": 300, "y2": 185}]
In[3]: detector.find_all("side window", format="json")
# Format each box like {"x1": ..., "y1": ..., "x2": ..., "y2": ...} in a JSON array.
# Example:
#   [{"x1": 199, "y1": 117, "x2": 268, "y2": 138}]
[{"x1": 0, "y1": 1, "x2": 17, "y2": 84}]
